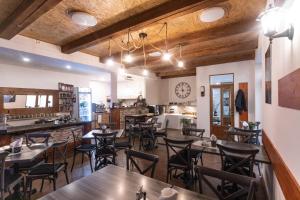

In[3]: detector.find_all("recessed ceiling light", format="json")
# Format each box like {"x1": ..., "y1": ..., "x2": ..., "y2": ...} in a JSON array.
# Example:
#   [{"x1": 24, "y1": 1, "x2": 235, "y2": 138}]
[
  {"x1": 199, "y1": 7, "x2": 225, "y2": 23},
  {"x1": 66, "y1": 65, "x2": 72, "y2": 69},
  {"x1": 22, "y1": 57, "x2": 30, "y2": 62},
  {"x1": 70, "y1": 11, "x2": 97, "y2": 27}
]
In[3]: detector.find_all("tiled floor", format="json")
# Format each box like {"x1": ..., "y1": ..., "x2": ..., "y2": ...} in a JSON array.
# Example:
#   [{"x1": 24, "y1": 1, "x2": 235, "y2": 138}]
[{"x1": 30, "y1": 129, "x2": 266, "y2": 199}]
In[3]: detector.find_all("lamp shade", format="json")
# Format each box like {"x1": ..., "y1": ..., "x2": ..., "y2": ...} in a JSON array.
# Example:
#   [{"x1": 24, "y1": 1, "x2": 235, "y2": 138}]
[{"x1": 258, "y1": 6, "x2": 282, "y2": 37}]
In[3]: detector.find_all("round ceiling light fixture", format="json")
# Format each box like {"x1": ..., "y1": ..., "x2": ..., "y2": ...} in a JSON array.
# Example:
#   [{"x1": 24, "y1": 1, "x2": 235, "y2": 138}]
[
  {"x1": 199, "y1": 7, "x2": 225, "y2": 23},
  {"x1": 70, "y1": 11, "x2": 97, "y2": 27}
]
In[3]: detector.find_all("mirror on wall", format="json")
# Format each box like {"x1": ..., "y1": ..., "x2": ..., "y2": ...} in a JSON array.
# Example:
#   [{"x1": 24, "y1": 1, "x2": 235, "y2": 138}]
[
  {"x1": 3, "y1": 95, "x2": 27, "y2": 109},
  {"x1": 48, "y1": 95, "x2": 53, "y2": 107},
  {"x1": 37, "y1": 95, "x2": 47, "y2": 108}
]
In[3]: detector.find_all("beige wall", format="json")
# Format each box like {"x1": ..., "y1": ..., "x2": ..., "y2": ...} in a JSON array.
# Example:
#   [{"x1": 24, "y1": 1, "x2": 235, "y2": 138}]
[
  {"x1": 196, "y1": 61, "x2": 256, "y2": 137},
  {"x1": 258, "y1": 0, "x2": 300, "y2": 199}
]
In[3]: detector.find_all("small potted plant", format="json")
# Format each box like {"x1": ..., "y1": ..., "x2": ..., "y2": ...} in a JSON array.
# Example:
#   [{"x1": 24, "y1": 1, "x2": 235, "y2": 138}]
[{"x1": 210, "y1": 134, "x2": 217, "y2": 147}]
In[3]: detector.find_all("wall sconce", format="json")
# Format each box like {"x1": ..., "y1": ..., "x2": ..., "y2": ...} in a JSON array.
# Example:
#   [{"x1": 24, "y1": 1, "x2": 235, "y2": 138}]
[
  {"x1": 200, "y1": 86, "x2": 205, "y2": 97},
  {"x1": 257, "y1": 4, "x2": 294, "y2": 42}
]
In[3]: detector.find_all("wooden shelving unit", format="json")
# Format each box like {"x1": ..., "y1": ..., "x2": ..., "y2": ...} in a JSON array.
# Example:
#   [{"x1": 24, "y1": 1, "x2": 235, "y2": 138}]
[{"x1": 58, "y1": 83, "x2": 74, "y2": 113}]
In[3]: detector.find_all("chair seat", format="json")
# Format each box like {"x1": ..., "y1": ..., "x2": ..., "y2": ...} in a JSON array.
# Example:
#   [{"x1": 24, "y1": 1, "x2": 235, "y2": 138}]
[
  {"x1": 115, "y1": 141, "x2": 131, "y2": 149},
  {"x1": 29, "y1": 163, "x2": 64, "y2": 175},
  {"x1": 76, "y1": 144, "x2": 96, "y2": 151},
  {"x1": 18, "y1": 157, "x2": 44, "y2": 170},
  {"x1": 154, "y1": 130, "x2": 167, "y2": 137},
  {"x1": 4, "y1": 170, "x2": 23, "y2": 191}
]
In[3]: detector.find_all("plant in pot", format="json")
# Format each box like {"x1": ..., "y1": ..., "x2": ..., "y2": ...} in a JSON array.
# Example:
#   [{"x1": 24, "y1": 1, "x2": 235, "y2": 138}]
[
  {"x1": 210, "y1": 134, "x2": 217, "y2": 147},
  {"x1": 180, "y1": 118, "x2": 192, "y2": 135}
]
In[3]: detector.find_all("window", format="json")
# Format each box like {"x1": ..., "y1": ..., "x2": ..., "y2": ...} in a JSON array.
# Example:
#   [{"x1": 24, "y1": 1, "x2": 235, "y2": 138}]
[
  {"x1": 37, "y1": 95, "x2": 47, "y2": 108},
  {"x1": 26, "y1": 95, "x2": 36, "y2": 108}
]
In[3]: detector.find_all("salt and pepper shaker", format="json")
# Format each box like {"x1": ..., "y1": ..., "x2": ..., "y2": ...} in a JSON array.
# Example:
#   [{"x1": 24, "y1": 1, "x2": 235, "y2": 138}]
[{"x1": 136, "y1": 185, "x2": 146, "y2": 200}]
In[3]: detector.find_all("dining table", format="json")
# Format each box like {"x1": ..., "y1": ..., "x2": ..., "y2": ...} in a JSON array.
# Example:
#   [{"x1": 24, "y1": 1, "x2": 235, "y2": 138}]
[
  {"x1": 39, "y1": 165, "x2": 215, "y2": 200},
  {"x1": 82, "y1": 129, "x2": 124, "y2": 140}
]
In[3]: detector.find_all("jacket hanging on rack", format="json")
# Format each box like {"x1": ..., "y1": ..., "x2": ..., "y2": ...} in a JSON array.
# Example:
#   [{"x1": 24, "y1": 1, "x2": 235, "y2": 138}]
[{"x1": 235, "y1": 89, "x2": 247, "y2": 114}]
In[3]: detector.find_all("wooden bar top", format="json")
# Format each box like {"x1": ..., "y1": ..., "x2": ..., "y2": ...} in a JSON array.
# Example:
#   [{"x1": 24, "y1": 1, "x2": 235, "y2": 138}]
[{"x1": 39, "y1": 165, "x2": 215, "y2": 200}]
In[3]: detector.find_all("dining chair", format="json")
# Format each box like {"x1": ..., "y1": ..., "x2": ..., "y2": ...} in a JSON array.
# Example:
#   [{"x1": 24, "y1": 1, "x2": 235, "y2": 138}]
[
  {"x1": 139, "y1": 122, "x2": 156, "y2": 151},
  {"x1": 182, "y1": 127, "x2": 205, "y2": 166},
  {"x1": 93, "y1": 131, "x2": 117, "y2": 171},
  {"x1": 125, "y1": 149, "x2": 159, "y2": 178},
  {"x1": 26, "y1": 139, "x2": 69, "y2": 199},
  {"x1": 18, "y1": 132, "x2": 51, "y2": 173},
  {"x1": 154, "y1": 119, "x2": 169, "y2": 145},
  {"x1": 115, "y1": 127, "x2": 132, "y2": 152},
  {"x1": 164, "y1": 137, "x2": 194, "y2": 187},
  {"x1": 195, "y1": 166, "x2": 258, "y2": 200},
  {"x1": 71, "y1": 128, "x2": 95, "y2": 173},
  {"x1": 0, "y1": 151, "x2": 25, "y2": 200},
  {"x1": 217, "y1": 143, "x2": 259, "y2": 177}
]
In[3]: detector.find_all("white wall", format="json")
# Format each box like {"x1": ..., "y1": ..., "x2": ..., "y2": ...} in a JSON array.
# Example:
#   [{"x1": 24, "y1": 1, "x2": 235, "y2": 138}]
[
  {"x1": 258, "y1": 0, "x2": 300, "y2": 199},
  {"x1": 0, "y1": 63, "x2": 111, "y2": 104},
  {"x1": 168, "y1": 76, "x2": 196, "y2": 103},
  {"x1": 196, "y1": 60, "x2": 256, "y2": 137},
  {"x1": 117, "y1": 76, "x2": 145, "y2": 99}
]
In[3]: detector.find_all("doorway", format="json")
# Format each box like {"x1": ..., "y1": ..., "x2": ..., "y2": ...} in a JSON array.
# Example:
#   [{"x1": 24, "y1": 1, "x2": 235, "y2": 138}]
[{"x1": 209, "y1": 74, "x2": 234, "y2": 139}]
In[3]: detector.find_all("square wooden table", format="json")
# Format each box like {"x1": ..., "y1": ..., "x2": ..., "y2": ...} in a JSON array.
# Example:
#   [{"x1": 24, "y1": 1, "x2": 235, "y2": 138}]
[
  {"x1": 0, "y1": 143, "x2": 52, "y2": 164},
  {"x1": 39, "y1": 165, "x2": 215, "y2": 200},
  {"x1": 82, "y1": 129, "x2": 124, "y2": 140}
]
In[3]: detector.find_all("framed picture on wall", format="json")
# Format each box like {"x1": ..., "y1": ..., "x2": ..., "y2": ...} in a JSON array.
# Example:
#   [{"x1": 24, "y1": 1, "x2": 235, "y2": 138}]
[{"x1": 265, "y1": 44, "x2": 272, "y2": 104}]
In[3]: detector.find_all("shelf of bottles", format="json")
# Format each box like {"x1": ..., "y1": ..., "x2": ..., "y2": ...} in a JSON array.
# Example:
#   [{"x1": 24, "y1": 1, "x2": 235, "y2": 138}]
[{"x1": 58, "y1": 83, "x2": 74, "y2": 113}]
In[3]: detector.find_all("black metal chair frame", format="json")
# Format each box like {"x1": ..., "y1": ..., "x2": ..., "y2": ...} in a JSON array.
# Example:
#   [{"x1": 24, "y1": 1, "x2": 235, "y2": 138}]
[
  {"x1": 139, "y1": 122, "x2": 156, "y2": 151},
  {"x1": 93, "y1": 131, "x2": 117, "y2": 171},
  {"x1": 154, "y1": 119, "x2": 169, "y2": 145},
  {"x1": 71, "y1": 128, "x2": 95, "y2": 173},
  {"x1": 115, "y1": 126, "x2": 132, "y2": 152},
  {"x1": 227, "y1": 127, "x2": 261, "y2": 145},
  {"x1": 217, "y1": 143, "x2": 259, "y2": 177},
  {"x1": 195, "y1": 166, "x2": 258, "y2": 200},
  {"x1": 26, "y1": 139, "x2": 69, "y2": 199},
  {"x1": 164, "y1": 137, "x2": 194, "y2": 186},
  {"x1": 18, "y1": 132, "x2": 51, "y2": 173},
  {"x1": 0, "y1": 151, "x2": 25, "y2": 200},
  {"x1": 125, "y1": 149, "x2": 159, "y2": 178}
]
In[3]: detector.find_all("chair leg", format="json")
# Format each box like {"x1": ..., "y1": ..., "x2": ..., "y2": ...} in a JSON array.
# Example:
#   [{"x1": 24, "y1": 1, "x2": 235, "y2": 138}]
[
  {"x1": 64, "y1": 169, "x2": 70, "y2": 184},
  {"x1": 28, "y1": 179, "x2": 33, "y2": 200},
  {"x1": 81, "y1": 152, "x2": 84, "y2": 164},
  {"x1": 40, "y1": 178, "x2": 45, "y2": 192},
  {"x1": 257, "y1": 163, "x2": 262, "y2": 176},
  {"x1": 166, "y1": 169, "x2": 170, "y2": 183},
  {"x1": 88, "y1": 151, "x2": 93, "y2": 172},
  {"x1": 71, "y1": 150, "x2": 77, "y2": 172},
  {"x1": 53, "y1": 178, "x2": 56, "y2": 191}
]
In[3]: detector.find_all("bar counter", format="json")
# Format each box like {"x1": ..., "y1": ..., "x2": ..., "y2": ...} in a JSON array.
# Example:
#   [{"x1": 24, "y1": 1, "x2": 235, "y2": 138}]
[{"x1": 0, "y1": 120, "x2": 92, "y2": 146}]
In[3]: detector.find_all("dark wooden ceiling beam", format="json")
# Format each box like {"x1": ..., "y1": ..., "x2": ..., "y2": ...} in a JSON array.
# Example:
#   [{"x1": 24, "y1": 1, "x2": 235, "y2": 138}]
[
  {"x1": 61, "y1": 0, "x2": 227, "y2": 54},
  {"x1": 156, "y1": 50, "x2": 255, "y2": 77},
  {"x1": 102, "y1": 18, "x2": 259, "y2": 63},
  {"x1": 0, "y1": 0, "x2": 63, "y2": 39},
  {"x1": 158, "y1": 68, "x2": 197, "y2": 79}
]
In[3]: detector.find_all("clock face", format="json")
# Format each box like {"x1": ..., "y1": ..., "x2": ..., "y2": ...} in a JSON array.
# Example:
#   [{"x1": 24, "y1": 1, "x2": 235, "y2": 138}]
[{"x1": 175, "y1": 82, "x2": 191, "y2": 99}]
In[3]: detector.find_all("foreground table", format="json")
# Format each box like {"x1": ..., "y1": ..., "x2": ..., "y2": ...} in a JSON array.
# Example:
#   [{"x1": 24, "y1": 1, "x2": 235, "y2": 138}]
[{"x1": 39, "y1": 165, "x2": 215, "y2": 200}]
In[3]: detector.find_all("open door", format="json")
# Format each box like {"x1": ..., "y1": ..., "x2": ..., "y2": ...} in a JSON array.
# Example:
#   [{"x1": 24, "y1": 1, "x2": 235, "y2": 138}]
[{"x1": 210, "y1": 84, "x2": 234, "y2": 139}]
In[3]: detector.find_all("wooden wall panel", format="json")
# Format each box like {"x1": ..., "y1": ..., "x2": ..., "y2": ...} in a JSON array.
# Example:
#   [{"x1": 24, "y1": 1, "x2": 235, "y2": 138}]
[
  {"x1": 262, "y1": 131, "x2": 300, "y2": 200},
  {"x1": 238, "y1": 82, "x2": 248, "y2": 125},
  {"x1": 278, "y1": 68, "x2": 300, "y2": 110}
]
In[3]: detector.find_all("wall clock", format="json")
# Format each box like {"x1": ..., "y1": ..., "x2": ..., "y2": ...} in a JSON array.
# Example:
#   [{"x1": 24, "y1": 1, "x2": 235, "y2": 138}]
[{"x1": 175, "y1": 82, "x2": 191, "y2": 99}]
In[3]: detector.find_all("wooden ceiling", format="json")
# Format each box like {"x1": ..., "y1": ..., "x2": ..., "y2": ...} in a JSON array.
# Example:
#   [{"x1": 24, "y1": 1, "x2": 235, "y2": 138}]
[{"x1": 0, "y1": 0, "x2": 266, "y2": 78}]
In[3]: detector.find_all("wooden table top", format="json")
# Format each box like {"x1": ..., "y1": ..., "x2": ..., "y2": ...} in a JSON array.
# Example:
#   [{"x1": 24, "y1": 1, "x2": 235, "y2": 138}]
[
  {"x1": 167, "y1": 135, "x2": 271, "y2": 164},
  {"x1": 39, "y1": 165, "x2": 215, "y2": 200},
  {"x1": 83, "y1": 129, "x2": 124, "y2": 139},
  {"x1": 0, "y1": 143, "x2": 51, "y2": 164}
]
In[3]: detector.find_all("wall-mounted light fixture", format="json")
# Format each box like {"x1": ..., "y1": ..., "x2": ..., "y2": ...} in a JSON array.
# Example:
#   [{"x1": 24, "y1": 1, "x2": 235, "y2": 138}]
[
  {"x1": 257, "y1": 4, "x2": 294, "y2": 42},
  {"x1": 200, "y1": 86, "x2": 205, "y2": 97}
]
